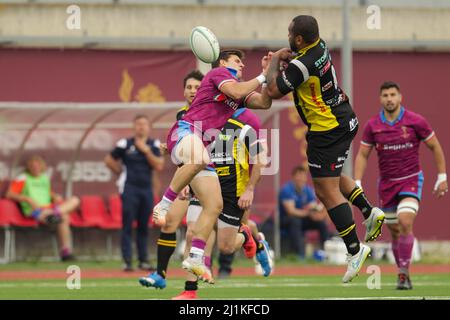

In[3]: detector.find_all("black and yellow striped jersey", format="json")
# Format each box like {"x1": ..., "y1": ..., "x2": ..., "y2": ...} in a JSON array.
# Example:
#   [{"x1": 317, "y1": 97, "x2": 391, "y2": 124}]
[
  {"x1": 210, "y1": 116, "x2": 263, "y2": 197},
  {"x1": 176, "y1": 105, "x2": 190, "y2": 121},
  {"x1": 276, "y1": 38, "x2": 351, "y2": 132}
]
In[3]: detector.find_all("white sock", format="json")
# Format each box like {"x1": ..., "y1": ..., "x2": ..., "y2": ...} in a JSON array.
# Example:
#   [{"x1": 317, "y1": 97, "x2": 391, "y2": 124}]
[
  {"x1": 160, "y1": 197, "x2": 173, "y2": 206},
  {"x1": 190, "y1": 247, "x2": 204, "y2": 260}
]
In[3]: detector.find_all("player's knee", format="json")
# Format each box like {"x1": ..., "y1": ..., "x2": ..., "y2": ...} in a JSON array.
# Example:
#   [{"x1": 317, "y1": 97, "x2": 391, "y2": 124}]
[
  {"x1": 398, "y1": 219, "x2": 413, "y2": 233},
  {"x1": 162, "y1": 219, "x2": 177, "y2": 233},
  {"x1": 218, "y1": 241, "x2": 234, "y2": 255},
  {"x1": 247, "y1": 219, "x2": 256, "y2": 230},
  {"x1": 387, "y1": 224, "x2": 400, "y2": 239},
  {"x1": 61, "y1": 213, "x2": 70, "y2": 224},
  {"x1": 69, "y1": 196, "x2": 80, "y2": 209},
  {"x1": 204, "y1": 198, "x2": 223, "y2": 215},
  {"x1": 313, "y1": 187, "x2": 337, "y2": 207}
]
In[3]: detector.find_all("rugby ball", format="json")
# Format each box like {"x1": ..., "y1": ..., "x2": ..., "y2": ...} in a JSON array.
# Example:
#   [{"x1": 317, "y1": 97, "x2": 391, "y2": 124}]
[{"x1": 189, "y1": 26, "x2": 220, "y2": 63}]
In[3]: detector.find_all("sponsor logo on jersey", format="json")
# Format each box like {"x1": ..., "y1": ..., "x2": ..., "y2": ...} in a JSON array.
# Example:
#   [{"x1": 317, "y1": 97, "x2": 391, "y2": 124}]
[
  {"x1": 215, "y1": 166, "x2": 230, "y2": 176},
  {"x1": 379, "y1": 142, "x2": 414, "y2": 151},
  {"x1": 214, "y1": 93, "x2": 240, "y2": 110},
  {"x1": 309, "y1": 82, "x2": 327, "y2": 113},
  {"x1": 319, "y1": 60, "x2": 331, "y2": 77},
  {"x1": 314, "y1": 49, "x2": 329, "y2": 68},
  {"x1": 349, "y1": 117, "x2": 359, "y2": 132},
  {"x1": 322, "y1": 80, "x2": 333, "y2": 91},
  {"x1": 282, "y1": 71, "x2": 294, "y2": 90},
  {"x1": 308, "y1": 162, "x2": 322, "y2": 169},
  {"x1": 401, "y1": 126, "x2": 410, "y2": 139}
]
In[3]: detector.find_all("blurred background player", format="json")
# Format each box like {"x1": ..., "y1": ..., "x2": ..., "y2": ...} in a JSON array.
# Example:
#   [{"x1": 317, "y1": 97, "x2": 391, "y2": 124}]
[
  {"x1": 279, "y1": 165, "x2": 329, "y2": 260},
  {"x1": 265, "y1": 15, "x2": 385, "y2": 282},
  {"x1": 354, "y1": 81, "x2": 448, "y2": 290},
  {"x1": 104, "y1": 114, "x2": 164, "y2": 271},
  {"x1": 7, "y1": 155, "x2": 79, "y2": 261},
  {"x1": 153, "y1": 49, "x2": 272, "y2": 280}
]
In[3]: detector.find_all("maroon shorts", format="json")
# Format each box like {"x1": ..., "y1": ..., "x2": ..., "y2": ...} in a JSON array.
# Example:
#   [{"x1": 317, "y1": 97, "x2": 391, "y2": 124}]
[{"x1": 378, "y1": 171, "x2": 424, "y2": 210}]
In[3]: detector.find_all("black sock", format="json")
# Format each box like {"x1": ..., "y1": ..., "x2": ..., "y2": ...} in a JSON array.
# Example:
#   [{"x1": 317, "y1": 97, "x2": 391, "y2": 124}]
[
  {"x1": 185, "y1": 280, "x2": 198, "y2": 291},
  {"x1": 328, "y1": 203, "x2": 360, "y2": 255},
  {"x1": 239, "y1": 228, "x2": 249, "y2": 244},
  {"x1": 347, "y1": 186, "x2": 373, "y2": 219},
  {"x1": 156, "y1": 232, "x2": 177, "y2": 278},
  {"x1": 253, "y1": 234, "x2": 264, "y2": 252}
]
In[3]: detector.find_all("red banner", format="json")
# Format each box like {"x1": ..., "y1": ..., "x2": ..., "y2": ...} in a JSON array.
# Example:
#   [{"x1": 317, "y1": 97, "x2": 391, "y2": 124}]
[{"x1": 1, "y1": 48, "x2": 449, "y2": 239}]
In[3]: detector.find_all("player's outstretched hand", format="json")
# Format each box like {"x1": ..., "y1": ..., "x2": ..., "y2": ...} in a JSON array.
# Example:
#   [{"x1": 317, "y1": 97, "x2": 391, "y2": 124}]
[
  {"x1": 238, "y1": 188, "x2": 254, "y2": 210},
  {"x1": 273, "y1": 48, "x2": 293, "y2": 61},
  {"x1": 433, "y1": 179, "x2": 448, "y2": 198},
  {"x1": 261, "y1": 52, "x2": 273, "y2": 74},
  {"x1": 178, "y1": 185, "x2": 190, "y2": 200},
  {"x1": 159, "y1": 143, "x2": 168, "y2": 156}
]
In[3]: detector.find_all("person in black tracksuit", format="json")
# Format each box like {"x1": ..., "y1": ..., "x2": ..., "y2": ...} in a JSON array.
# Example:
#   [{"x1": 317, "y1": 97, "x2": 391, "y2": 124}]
[{"x1": 105, "y1": 114, "x2": 164, "y2": 271}]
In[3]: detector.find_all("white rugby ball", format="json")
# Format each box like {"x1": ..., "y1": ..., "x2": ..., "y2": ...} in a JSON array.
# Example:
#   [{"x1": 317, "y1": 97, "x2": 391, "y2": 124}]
[{"x1": 189, "y1": 26, "x2": 220, "y2": 63}]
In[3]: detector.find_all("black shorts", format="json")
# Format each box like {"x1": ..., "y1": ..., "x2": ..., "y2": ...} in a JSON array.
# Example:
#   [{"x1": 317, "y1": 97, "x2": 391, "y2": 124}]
[
  {"x1": 218, "y1": 192, "x2": 244, "y2": 227},
  {"x1": 306, "y1": 108, "x2": 359, "y2": 178}
]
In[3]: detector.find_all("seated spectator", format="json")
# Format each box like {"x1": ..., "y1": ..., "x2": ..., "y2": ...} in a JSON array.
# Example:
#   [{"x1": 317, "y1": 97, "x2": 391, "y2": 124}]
[
  {"x1": 6, "y1": 155, "x2": 79, "y2": 261},
  {"x1": 279, "y1": 165, "x2": 329, "y2": 260}
]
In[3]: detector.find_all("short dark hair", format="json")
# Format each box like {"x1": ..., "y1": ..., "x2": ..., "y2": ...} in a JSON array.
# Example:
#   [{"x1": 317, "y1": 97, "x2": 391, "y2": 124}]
[
  {"x1": 292, "y1": 165, "x2": 308, "y2": 176},
  {"x1": 133, "y1": 114, "x2": 149, "y2": 122},
  {"x1": 211, "y1": 49, "x2": 244, "y2": 68},
  {"x1": 183, "y1": 70, "x2": 204, "y2": 88},
  {"x1": 291, "y1": 15, "x2": 320, "y2": 44},
  {"x1": 380, "y1": 81, "x2": 401, "y2": 93}
]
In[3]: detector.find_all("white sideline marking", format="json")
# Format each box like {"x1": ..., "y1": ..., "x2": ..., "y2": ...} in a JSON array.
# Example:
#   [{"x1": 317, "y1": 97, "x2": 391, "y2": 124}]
[{"x1": 0, "y1": 281, "x2": 449, "y2": 289}]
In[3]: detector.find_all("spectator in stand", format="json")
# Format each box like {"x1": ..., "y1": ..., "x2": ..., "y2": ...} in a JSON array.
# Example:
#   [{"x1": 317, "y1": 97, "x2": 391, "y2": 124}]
[
  {"x1": 279, "y1": 165, "x2": 329, "y2": 260},
  {"x1": 6, "y1": 155, "x2": 79, "y2": 261}
]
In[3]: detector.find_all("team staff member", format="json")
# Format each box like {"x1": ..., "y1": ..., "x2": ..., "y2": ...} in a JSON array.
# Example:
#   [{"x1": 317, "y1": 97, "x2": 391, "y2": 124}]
[{"x1": 105, "y1": 114, "x2": 164, "y2": 271}]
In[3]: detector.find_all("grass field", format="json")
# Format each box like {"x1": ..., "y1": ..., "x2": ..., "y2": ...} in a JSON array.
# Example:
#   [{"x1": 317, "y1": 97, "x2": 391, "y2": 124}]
[{"x1": 1, "y1": 260, "x2": 450, "y2": 300}]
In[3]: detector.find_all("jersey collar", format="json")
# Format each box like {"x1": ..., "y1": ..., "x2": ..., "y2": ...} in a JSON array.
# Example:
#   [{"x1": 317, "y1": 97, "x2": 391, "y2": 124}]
[
  {"x1": 232, "y1": 108, "x2": 246, "y2": 119},
  {"x1": 226, "y1": 67, "x2": 238, "y2": 79},
  {"x1": 379, "y1": 106, "x2": 405, "y2": 126},
  {"x1": 297, "y1": 38, "x2": 321, "y2": 56}
]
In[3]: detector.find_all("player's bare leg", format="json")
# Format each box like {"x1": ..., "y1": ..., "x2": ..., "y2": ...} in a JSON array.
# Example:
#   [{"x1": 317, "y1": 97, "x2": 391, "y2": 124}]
[
  {"x1": 172, "y1": 220, "x2": 216, "y2": 300},
  {"x1": 56, "y1": 212, "x2": 73, "y2": 259},
  {"x1": 340, "y1": 175, "x2": 385, "y2": 241},
  {"x1": 182, "y1": 175, "x2": 222, "y2": 279},
  {"x1": 139, "y1": 198, "x2": 188, "y2": 289},
  {"x1": 313, "y1": 176, "x2": 370, "y2": 282},
  {"x1": 396, "y1": 197, "x2": 418, "y2": 290},
  {"x1": 217, "y1": 226, "x2": 245, "y2": 255},
  {"x1": 218, "y1": 210, "x2": 272, "y2": 276},
  {"x1": 153, "y1": 134, "x2": 210, "y2": 225}
]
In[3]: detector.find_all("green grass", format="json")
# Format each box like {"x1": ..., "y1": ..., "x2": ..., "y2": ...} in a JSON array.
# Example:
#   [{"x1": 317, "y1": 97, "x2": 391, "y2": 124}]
[
  {"x1": 1, "y1": 274, "x2": 449, "y2": 300},
  {"x1": 0, "y1": 255, "x2": 446, "y2": 272}
]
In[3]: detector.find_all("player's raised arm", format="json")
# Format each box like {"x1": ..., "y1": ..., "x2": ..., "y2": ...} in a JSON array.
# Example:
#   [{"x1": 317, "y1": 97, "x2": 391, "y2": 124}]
[
  {"x1": 244, "y1": 86, "x2": 272, "y2": 110},
  {"x1": 424, "y1": 134, "x2": 448, "y2": 197},
  {"x1": 218, "y1": 53, "x2": 269, "y2": 100},
  {"x1": 354, "y1": 144, "x2": 374, "y2": 188},
  {"x1": 266, "y1": 48, "x2": 295, "y2": 99},
  {"x1": 219, "y1": 77, "x2": 265, "y2": 101}
]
